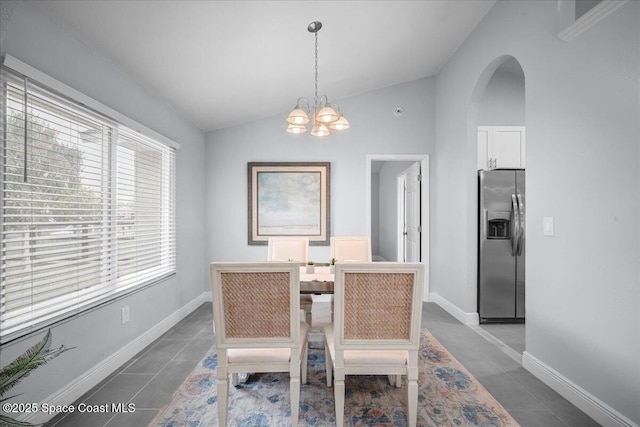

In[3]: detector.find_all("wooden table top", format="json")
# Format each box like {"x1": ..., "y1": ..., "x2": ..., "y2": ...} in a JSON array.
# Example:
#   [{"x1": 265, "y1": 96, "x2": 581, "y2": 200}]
[{"x1": 299, "y1": 266, "x2": 334, "y2": 294}]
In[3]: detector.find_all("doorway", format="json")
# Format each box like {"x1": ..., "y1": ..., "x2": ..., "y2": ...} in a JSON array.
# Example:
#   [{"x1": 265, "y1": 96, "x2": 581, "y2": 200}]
[
  {"x1": 366, "y1": 154, "x2": 430, "y2": 300},
  {"x1": 471, "y1": 56, "x2": 526, "y2": 356}
]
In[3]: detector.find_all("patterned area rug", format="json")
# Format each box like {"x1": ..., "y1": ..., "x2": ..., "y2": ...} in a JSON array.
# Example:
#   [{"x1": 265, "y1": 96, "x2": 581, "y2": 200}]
[{"x1": 150, "y1": 330, "x2": 519, "y2": 426}]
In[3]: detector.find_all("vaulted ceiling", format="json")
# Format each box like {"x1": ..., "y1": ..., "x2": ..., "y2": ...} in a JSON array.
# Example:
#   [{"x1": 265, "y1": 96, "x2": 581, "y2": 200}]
[{"x1": 24, "y1": 0, "x2": 496, "y2": 132}]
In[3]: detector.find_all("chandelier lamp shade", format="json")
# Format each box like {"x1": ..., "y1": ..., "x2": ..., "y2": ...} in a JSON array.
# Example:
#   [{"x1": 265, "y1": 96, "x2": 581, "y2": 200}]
[{"x1": 286, "y1": 21, "x2": 349, "y2": 136}]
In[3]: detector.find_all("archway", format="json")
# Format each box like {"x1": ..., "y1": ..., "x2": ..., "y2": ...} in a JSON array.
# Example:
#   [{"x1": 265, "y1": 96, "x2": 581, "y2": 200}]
[{"x1": 468, "y1": 55, "x2": 526, "y2": 356}]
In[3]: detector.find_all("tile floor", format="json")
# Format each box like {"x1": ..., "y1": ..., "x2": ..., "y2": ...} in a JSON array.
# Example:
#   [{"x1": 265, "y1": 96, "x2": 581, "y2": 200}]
[
  {"x1": 45, "y1": 302, "x2": 599, "y2": 427},
  {"x1": 479, "y1": 322, "x2": 526, "y2": 354}
]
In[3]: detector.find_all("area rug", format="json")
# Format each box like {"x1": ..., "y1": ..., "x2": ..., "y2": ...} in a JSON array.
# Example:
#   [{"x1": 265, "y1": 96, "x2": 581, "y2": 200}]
[{"x1": 150, "y1": 330, "x2": 519, "y2": 426}]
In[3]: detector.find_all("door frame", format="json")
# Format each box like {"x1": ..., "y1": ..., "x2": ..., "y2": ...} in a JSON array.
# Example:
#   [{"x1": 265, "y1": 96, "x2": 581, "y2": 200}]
[{"x1": 366, "y1": 154, "x2": 430, "y2": 301}]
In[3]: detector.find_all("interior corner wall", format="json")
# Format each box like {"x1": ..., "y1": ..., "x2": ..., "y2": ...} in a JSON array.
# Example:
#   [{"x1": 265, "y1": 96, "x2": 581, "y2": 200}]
[
  {"x1": 434, "y1": 0, "x2": 639, "y2": 424},
  {"x1": 205, "y1": 77, "x2": 435, "y2": 266},
  {"x1": 0, "y1": 1, "x2": 208, "y2": 410}
]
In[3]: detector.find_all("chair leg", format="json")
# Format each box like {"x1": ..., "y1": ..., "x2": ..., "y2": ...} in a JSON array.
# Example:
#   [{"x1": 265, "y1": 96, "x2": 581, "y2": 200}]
[
  {"x1": 217, "y1": 351, "x2": 229, "y2": 425},
  {"x1": 290, "y1": 375, "x2": 300, "y2": 426},
  {"x1": 300, "y1": 296, "x2": 313, "y2": 326},
  {"x1": 330, "y1": 295, "x2": 334, "y2": 322},
  {"x1": 407, "y1": 378, "x2": 418, "y2": 427},
  {"x1": 334, "y1": 376, "x2": 345, "y2": 427},
  {"x1": 217, "y1": 374, "x2": 229, "y2": 426},
  {"x1": 407, "y1": 351, "x2": 419, "y2": 427},
  {"x1": 301, "y1": 341, "x2": 308, "y2": 385},
  {"x1": 386, "y1": 374, "x2": 402, "y2": 387},
  {"x1": 324, "y1": 341, "x2": 332, "y2": 387}
]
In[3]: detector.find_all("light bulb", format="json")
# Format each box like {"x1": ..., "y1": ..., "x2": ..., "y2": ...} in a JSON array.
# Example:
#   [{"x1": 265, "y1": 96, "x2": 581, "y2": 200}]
[
  {"x1": 310, "y1": 122, "x2": 329, "y2": 137},
  {"x1": 287, "y1": 123, "x2": 307, "y2": 134},
  {"x1": 329, "y1": 115, "x2": 350, "y2": 131}
]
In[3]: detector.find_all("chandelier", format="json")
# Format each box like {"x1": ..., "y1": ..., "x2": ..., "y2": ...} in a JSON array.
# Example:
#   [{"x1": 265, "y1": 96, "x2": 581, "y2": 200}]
[{"x1": 286, "y1": 21, "x2": 349, "y2": 136}]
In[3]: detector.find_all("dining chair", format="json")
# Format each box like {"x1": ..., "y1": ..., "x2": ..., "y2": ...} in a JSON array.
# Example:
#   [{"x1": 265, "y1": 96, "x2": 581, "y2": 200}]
[
  {"x1": 210, "y1": 262, "x2": 309, "y2": 426},
  {"x1": 329, "y1": 236, "x2": 372, "y2": 322},
  {"x1": 324, "y1": 262, "x2": 425, "y2": 427},
  {"x1": 330, "y1": 236, "x2": 372, "y2": 262},
  {"x1": 267, "y1": 236, "x2": 313, "y2": 325}
]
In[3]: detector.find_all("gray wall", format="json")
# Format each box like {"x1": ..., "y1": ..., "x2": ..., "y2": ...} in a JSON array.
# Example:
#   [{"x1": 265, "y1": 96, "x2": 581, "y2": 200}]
[
  {"x1": 0, "y1": 1, "x2": 207, "y2": 405},
  {"x1": 206, "y1": 78, "x2": 435, "y2": 266},
  {"x1": 433, "y1": 0, "x2": 639, "y2": 423}
]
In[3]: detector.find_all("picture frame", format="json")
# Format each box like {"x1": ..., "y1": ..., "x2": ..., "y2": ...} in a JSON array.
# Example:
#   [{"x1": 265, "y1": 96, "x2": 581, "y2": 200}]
[{"x1": 248, "y1": 162, "x2": 330, "y2": 245}]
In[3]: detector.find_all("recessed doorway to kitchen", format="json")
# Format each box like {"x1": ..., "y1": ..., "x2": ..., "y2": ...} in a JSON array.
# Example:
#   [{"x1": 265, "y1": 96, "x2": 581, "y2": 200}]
[{"x1": 471, "y1": 56, "x2": 526, "y2": 356}]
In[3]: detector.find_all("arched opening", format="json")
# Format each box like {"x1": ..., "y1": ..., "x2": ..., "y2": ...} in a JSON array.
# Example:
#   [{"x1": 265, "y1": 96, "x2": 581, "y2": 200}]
[{"x1": 468, "y1": 55, "x2": 526, "y2": 356}]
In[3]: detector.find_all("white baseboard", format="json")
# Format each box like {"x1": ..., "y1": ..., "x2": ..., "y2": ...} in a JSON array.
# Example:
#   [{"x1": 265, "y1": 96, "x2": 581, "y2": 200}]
[
  {"x1": 426, "y1": 293, "x2": 636, "y2": 426},
  {"x1": 23, "y1": 292, "x2": 210, "y2": 425},
  {"x1": 523, "y1": 352, "x2": 637, "y2": 427},
  {"x1": 429, "y1": 292, "x2": 479, "y2": 326}
]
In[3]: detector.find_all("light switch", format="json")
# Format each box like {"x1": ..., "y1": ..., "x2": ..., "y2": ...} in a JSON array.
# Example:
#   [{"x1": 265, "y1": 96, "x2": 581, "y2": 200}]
[{"x1": 543, "y1": 217, "x2": 554, "y2": 236}]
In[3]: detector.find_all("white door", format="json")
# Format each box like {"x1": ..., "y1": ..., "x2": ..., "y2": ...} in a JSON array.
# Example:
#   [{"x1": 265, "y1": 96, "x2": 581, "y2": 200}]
[{"x1": 399, "y1": 162, "x2": 421, "y2": 262}]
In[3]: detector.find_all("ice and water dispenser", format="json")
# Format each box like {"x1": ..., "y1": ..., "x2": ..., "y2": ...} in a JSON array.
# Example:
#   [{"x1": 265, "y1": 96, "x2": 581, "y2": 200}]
[{"x1": 486, "y1": 211, "x2": 511, "y2": 239}]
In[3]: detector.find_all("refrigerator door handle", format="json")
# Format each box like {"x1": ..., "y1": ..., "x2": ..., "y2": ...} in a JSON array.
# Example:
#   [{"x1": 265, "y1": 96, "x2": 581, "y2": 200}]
[
  {"x1": 511, "y1": 194, "x2": 520, "y2": 256},
  {"x1": 516, "y1": 193, "x2": 525, "y2": 256}
]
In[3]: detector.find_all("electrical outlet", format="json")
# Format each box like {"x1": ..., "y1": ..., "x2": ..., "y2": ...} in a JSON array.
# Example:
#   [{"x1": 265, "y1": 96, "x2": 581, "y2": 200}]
[{"x1": 121, "y1": 306, "x2": 130, "y2": 324}]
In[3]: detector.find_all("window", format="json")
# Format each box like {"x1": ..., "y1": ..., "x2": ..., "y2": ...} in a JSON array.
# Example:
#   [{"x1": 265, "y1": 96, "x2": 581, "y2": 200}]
[{"x1": 0, "y1": 67, "x2": 176, "y2": 342}]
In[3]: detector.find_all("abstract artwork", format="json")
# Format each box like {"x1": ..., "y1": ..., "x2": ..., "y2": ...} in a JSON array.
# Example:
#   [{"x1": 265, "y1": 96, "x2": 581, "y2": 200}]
[{"x1": 248, "y1": 162, "x2": 330, "y2": 245}]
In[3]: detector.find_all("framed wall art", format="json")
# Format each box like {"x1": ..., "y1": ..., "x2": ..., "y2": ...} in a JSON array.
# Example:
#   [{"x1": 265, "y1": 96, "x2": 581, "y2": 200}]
[{"x1": 248, "y1": 162, "x2": 330, "y2": 245}]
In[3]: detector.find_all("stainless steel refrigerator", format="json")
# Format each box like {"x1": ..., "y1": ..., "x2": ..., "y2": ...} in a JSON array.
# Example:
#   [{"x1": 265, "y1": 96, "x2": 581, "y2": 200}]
[{"x1": 478, "y1": 169, "x2": 525, "y2": 322}]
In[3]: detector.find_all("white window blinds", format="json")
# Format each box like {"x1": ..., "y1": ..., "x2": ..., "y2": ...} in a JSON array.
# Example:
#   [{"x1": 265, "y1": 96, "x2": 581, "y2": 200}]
[{"x1": 0, "y1": 67, "x2": 176, "y2": 342}]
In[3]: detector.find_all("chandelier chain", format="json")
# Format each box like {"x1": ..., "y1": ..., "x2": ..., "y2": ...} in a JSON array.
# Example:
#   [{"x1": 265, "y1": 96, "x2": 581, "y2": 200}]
[{"x1": 314, "y1": 31, "x2": 319, "y2": 108}]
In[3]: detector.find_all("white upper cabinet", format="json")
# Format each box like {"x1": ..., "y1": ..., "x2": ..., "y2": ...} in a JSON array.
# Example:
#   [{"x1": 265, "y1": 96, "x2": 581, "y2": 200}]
[{"x1": 477, "y1": 126, "x2": 525, "y2": 170}]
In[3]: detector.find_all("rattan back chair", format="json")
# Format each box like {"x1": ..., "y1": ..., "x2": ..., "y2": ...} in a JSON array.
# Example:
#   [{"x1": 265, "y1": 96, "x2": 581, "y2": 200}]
[
  {"x1": 267, "y1": 236, "x2": 313, "y2": 325},
  {"x1": 324, "y1": 262, "x2": 424, "y2": 427},
  {"x1": 211, "y1": 262, "x2": 309, "y2": 426}
]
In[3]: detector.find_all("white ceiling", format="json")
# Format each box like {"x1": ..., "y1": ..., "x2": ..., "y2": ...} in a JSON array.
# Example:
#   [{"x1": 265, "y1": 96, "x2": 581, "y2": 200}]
[{"x1": 26, "y1": 0, "x2": 496, "y2": 133}]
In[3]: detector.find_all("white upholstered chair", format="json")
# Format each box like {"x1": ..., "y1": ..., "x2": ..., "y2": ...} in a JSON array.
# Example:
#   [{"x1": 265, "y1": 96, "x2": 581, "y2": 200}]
[
  {"x1": 267, "y1": 236, "x2": 313, "y2": 325},
  {"x1": 324, "y1": 262, "x2": 425, "y2": 427},
  {"x1": 330, "y1": 236, "x2": 372, "y2": 263},
  {"x1": 210, "y1": 262, "x2": 309, "y2": 426},
  {"x1": 329, "y1": 236, "x2": 373, "y2": 321}
]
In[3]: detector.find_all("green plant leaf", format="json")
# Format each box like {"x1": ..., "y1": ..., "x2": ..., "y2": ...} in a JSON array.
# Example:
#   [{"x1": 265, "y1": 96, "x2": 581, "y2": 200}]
[
  {"x1": 0, "y1": 394, "x2": 22, "y2": 404},
  {"x1": 0, "y1": 412, "x2": 35, "y2": 426},
  {"x1": 0, "y1": 330, "x2": 72, "y2": 398}
]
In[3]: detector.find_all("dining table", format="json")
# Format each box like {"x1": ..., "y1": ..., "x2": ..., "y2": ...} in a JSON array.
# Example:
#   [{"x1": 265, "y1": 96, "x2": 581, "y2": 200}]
[{"x1": 299, "y1": 265, "x2": 334, "y2": 294}]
